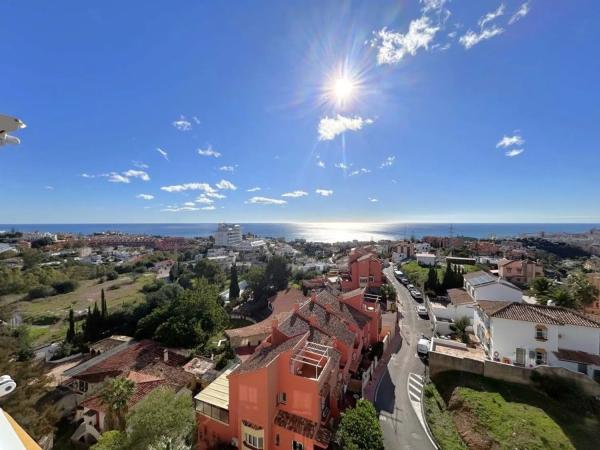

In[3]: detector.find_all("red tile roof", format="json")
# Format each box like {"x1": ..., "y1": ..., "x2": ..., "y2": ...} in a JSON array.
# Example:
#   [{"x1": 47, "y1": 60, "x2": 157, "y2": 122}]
[
  {"x1": 478, "y1": 302, "x2": 600, "y2": 328},
  {"x1": 553, "y1": 348, "x2": 600, "y2": 365},
  {"x1": 447, "y1": 288, "x2": 474, "y2": 306}
]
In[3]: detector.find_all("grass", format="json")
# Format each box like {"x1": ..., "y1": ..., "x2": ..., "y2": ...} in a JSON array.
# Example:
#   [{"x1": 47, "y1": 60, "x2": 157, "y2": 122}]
[
  {"x1": 227, "y1": 317, "x2": 255, "y2": 329},
  {"x1": 8, "y1": 274, "x2": 153, "y2": 346},
  {"x1": 401, "y1": 261, "x2": 480, "y2": 288},
  {"x1": 423, "y1": 383, "x2": 468, "y2": 450},
  {"x1": 428, "y1": 371, "x2": 599, "y2": 450}
]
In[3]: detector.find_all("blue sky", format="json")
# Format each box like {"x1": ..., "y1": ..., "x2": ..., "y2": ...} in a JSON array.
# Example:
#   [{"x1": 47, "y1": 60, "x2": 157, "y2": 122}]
[{"x1": 1, "y1": 0, "x2": 599, "y2": 223}]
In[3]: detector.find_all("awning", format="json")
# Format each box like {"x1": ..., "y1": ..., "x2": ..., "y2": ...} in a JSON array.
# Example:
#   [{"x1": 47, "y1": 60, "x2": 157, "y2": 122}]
[{"x1": 0, "y1": 409, "x2": 42, "y2": 450}]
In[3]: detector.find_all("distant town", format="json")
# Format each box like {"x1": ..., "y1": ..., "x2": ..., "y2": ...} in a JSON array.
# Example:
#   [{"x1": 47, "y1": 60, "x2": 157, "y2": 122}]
[{"x1": 1, "y1": 223, "x2": 599, "y2": 450}]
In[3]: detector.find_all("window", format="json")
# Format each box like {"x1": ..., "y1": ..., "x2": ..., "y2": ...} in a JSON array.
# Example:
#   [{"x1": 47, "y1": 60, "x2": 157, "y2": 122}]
[
  {"x1": 577, "y1": 363, "x2": 588, "y2": 375},
  {"x1": 244, "y1": 433, "x2": 263, "y2": 449},
  {"x1": 292, "y1": 441, "x2": 304, "y2": 450},
  {"x1": 535, "y1": 349, "x2": 546, "y2": 365},
  {"x1": 275, "y1": 434, "x2": 280, "y2": 446},
  {"x1": 276, "y1": 392, "x2": 287, "y2": 404},
  {"x1": 535, "y1": 325, "x2": 547, "y2": 341}
]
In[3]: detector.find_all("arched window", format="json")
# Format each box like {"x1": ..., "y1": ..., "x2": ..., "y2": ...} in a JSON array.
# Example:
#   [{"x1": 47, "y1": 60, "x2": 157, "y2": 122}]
[{"x1": 535, "y1": 324, "x2": 547, "y2": 341}]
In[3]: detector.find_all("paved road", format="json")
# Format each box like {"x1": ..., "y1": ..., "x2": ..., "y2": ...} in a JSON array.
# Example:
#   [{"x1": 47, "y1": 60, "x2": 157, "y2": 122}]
[{"x1": 375, "y1": 266, "x2": 435, "y2": 450}]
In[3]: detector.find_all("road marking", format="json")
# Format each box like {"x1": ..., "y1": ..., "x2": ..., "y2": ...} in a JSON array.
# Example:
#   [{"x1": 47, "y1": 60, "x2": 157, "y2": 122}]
[{"x1": 406, "y1": 372, "x2": 438, "y2": 449}]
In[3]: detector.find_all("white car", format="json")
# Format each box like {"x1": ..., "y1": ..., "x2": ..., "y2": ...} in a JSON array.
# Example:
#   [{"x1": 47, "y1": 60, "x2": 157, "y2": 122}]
[
  {"x1": 407, "y1": 284, "x2": 415, "y2": 290},
  {"x1": 416, "y1": 305, "x2": 428, "y2": 316}
]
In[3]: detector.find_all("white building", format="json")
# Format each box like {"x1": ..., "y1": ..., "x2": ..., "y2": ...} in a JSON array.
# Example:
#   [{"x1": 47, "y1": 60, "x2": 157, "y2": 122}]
[
  {"x1": 414, "y1": 242, "x2": 432, "y2": 253},
  {"x1": 416, "y1": 253, "x2": 436, "y2": 266},
  {"x1": 214, "y1": 223, "x2": 242, "y2": 247},
  {"x1": 463, "y1": 271, "x2": 522, "y2": 303},
  {"x1": 474, "y1": 301, "x2": 600, "y2": 380}
]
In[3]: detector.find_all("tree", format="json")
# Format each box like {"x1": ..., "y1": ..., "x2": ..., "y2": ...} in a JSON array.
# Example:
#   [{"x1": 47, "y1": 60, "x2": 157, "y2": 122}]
[
  {"x1": 100, "y1": 377, "x2": 135, "y2": 431},
  {"x1": 450, "y1": 315, "x2": 471, "y2": 344},
  {"x1": 336, "y1": 399, "x2": 384, "y2": 450},
  {"x1": 66, "y1": 308, "x2": 75, "y2": 343},
  {"x1": 245, "y1": 266, "x2": 269, "y2": 303},
  {"x1": 91, "y1": 431, "x2": 126, "y2": 450},
  {"x1": 265, "y1": 255, "x2": 290, "y2": 291},
  {"x1": 567, "y1": 272, "x2": 599, "y2": 307},
  {"x1": 229, "y1": 264, "x2": 240, "y2": 300},
  {"x1": 379, "y1": 284, "x2": 396, "y2": 303},
  {"x1": 441, "y1": 262, "x2": 455, "y2": 290},
  {"x1": 193, "y1": 259, "x2": 224, "y2": 285},
  {"x1": 424, "y1": 267, "x2": 438, "y2": 294},
  {"x1": 101, "y1": 288, "x2": 108, "y2": 323},
  {"x1": 530, "y1": 277, "x2": 552, "y2": 302},
  {"x1": 125, "y1": 387, "x2": 195, "y2": 450},
  {"x1": 0, "y1": 332, "x2": 58, "y2": 440},
  {"x1": 551, "y1": 287, "x2": 575, "y2": 308}
]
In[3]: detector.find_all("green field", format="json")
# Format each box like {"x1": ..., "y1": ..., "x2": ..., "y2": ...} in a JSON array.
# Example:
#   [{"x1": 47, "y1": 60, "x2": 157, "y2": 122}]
[
  {"x1": 1, "y1": 274, "x2": 153, "y2": 346},
  {"x1": 425, "y1": 371, "x2": 599, "y2": 450}
]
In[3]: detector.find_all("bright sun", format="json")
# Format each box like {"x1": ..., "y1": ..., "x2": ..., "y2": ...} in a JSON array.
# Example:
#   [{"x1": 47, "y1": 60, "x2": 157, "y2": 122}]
[{"x1": 332, "y1": 77, "x2": 355, "y2": 103}]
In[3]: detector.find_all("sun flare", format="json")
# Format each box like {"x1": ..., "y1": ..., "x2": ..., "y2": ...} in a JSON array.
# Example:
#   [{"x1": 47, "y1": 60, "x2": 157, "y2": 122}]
[{"x1": 333, "y1": 77, "x2": 355, "y2": 102}]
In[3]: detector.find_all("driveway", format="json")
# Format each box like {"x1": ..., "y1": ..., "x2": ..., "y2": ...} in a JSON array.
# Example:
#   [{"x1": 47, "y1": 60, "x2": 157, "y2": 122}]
[{"x1": 375, "y1": 266, "x2": 435, "y2": 450}]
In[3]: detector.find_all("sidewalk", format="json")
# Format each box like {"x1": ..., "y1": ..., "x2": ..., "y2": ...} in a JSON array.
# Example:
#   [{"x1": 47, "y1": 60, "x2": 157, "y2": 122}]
[{"x1": 363, "y1": 332, "x2": 402, "y2": 401}]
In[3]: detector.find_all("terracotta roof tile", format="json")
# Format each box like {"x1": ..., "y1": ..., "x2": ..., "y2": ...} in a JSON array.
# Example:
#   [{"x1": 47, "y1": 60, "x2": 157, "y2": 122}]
[
  {"x1": 447, "y1": 289, "x2": 474, "y2": 306},
  {"x1": 479, "y1": 302, "x2": 600, "y2": 328},
  {"x1": 233, "y1": 334, "x2": 304, "y2": 375},
  {"x1": 553, "y1": 348, "x2": 600, "y2": 365}
]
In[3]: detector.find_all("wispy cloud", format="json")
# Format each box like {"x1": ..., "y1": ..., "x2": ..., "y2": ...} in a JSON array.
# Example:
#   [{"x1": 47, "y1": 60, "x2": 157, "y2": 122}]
[
  {"x1": 201, "y1": 205, "x2": 216, "y2": 210},
  {"x1": 122, "y1": 170, "x2": 150, "y2": 181},
  {"x1": 172, "y1": 115, "x2": 192, "y2": 131},
  {"x1": 420, "y1": 0, "x2": 449, "y2": 13},
  {"x1": 496, "y1": 135, "x2": 524, "y2": 148},
  {"x1": 81, "y1": 173, "x2": 95, "y2": 178},
  {"x1": 161, "y1": 182, "x2": 216, "y2": 193},
  {"x1": 459, "y1": 26, "x2": 504, "y2": 49},
  {"x1": 478, "y1": 3, "x2": 505, "y2": 29},
  {"x1": 282, "y1": 190, "x2": 308, "y2": 198},
  {"x1": 195, "y1": 195, "x2": 214, "y2": 204},
  {"x1": 216, "y1": 179, "x2": 236, "y2": 190},
  {"x1": 161, "y1": 205, "x2": 199, "y2": 212},
  {"x1": 198, "y1": 145, "x2": 221, "y2": 158},
  {"x1": 379, "y1": 155, "x2": 396, "y2": 168},
  {"x1": 509, "y1": 2, "x2": 530, "y2": 25},
  {"x1": 334, "y1": 162, "x2": 350, "y2": 170},
  {"x1": 247, "y1": 196, "x2": 287, "y2": 205},
  {"x1": 192, "y1": 116, "x2": 201, "y2": 125},
  {"x1": 219, "y1": 165, "x2": 234, "y2": 172},
  {"x1": 136, "y1": 194, "x2": 154, "y2": 200},
  {"x1": 371, "y1": 17, "x2": 440, "y2": 65},
  {"x1": 318, "y1": 115, "x2": 374, "y2": 141},
  {"x1": 247, "y1": 187, "x2": 261, "y2": 192},
  {"x1": 107, "y1": 173, "x2": 131, "y2": 183},
  {"x1": 206, "y1": 192, "x2": 226, "y2": 199},
  {"x1": 368, "y1": 197, "x2": 379, "y2": 203},
  {"x1": 349, "y1": 168, "x2": 371, "y2": 177},
  {"x1": 156, "y1": 148, "x2": 169, "y2": 161},
  {"x1": 315, "y1": 189, "x2": 333, "y2": 197},
  {"x1": 505, "y1": 148, "x2": 524, "y2": 157},
  {"x1": 44, "y1": 185, "x2": 54, "y2": 190},
  {"x1": 183, "y1": 202, "x2": 196, "y2": 207},
  {"x1": 132, "y1": 161, "x2": 149, "y2": 169},
  {"x1": 317, "y1": 160, "x2": 326, "y2": 168}
]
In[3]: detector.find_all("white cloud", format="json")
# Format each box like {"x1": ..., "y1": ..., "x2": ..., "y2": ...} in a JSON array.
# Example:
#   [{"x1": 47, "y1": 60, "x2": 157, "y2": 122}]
[
  {"x1": 122, "y1": 169, "x2": 150, "y2": 181},
  {"x1": 248, "y1": 196, "x2": 287, "y2": 205},
  {"x1": 201, "y1": 206, "x2": 216, "y2": 210},
  {"x1": 44, "y1": 185, "x2": 54, "y2": 190},
  {"x1": 247, "y1": 187, "x2": 261, "y2": 192},
  {"x1": 420, "y1": 0, "x2": 448, "y2": 13},
  {"x1": 478, "y1": 3, "x2": 505, "y2": 29},
  {"x1": 379, "y1": 155, "x2": 396, "y2": 168},
  {"x1": 334, "y1": 162, "x2": 350, "y2": 170},
  {"x1": 198, "y1": 145, "x2": 221, "y2": 158},
  {"x1": 205, "y1": 192, "x2": 226, "y2": 199},
  {"x1": 172, "y1": 115, "x2": 192, "y2": 131},
  {"x1": 219, "y1": 165, "x2": 234, "y2": 172},
  {"x1": 156, "y1": 148, "x2": 169, "y2": 161},
  {"x1": 183, "y1": 201, "x2": 196, "y2": 207},
  {"x1": 368, "y1": 197, "x2": 379, "y2": 203},
  {"x1": 195, "y1": 195, "x2": 214, "y2": 204},
  {"x1": 136, "y1": 194, "x2": 154, "y2": 200},
  {"x1": 192, "y1": 116, "x2": 201, "y2": 125},
  {"x1": 317, "y1": 160, "x2": 326, "y2": 168},
  {"x1": 496, "y1": 135, "x2": 525, "y2": 148},
  {"x1": 349, "y1": 168, "x2": 371, "y2": 177},
  {"x1": 132, "y1": 161, "x2": 149, "y2": 169},
  {"x1": 216, "y1": 179, "x2": 236, "y2": 190},
  {"x1": 371, "y1": 17, "x2": 440, "y2": 65},
  {"x1": 318, "y1": 115, "x2": 374, "y2": 141},
  {"x1": 315, "y1": 189, "x2": 333, "y2": 197},
  {"x1": 161, "y1": 182, "x2": 216, "y2": 193},
  {"x1": 505, "y1": 148, "x2": 524, "y2": 157},
  {"x1": 161, "y1": 206, "x2": 199, "y2": 212},
  {"x1": 459, "y1": 26, "x2": 504, "y2": 49},
  {"x1": 509, "y1": 2, "x2": 530, "y2": 25},
  {"x1": 81, "y1": 173, "x2": 95, "y2": 178},
  {"x1": 282, "y1": 190, "x2": 308, "y2": 198},
  {"x1": 107, "y1": 173, "x2": 131, "y2": 183}
]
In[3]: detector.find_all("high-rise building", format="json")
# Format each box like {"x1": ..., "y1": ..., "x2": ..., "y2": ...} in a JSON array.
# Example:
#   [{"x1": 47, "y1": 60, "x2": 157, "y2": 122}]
[{"x1": 214, "y1": 224, "x2": 242, "y2": 247}]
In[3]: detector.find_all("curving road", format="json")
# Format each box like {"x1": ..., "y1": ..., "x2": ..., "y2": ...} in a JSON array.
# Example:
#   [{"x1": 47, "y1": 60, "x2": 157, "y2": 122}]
[{"x1": 375, "y1": 266, "x2": 435, "y2": 450}]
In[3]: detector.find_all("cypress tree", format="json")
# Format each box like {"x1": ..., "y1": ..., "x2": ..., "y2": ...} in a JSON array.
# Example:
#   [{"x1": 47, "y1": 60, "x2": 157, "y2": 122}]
[
  {"x1": 442, "y1": 262, "x2": 454, "y2": 290},
  {"x1": 425, "y1": 267, "x2": 438, "y2": 293},
  {"x1": 84, "y1": 306, "x2": 92, "y2": 342},
  {"x1": 66, "y1": 308, "x2": 75, "y2": 343},
  {"x1": 229, "y1": 264, "x2": 240, "y2": 300},
  {"x1": 101, "y1": 288, "x2": 108, "y2": 326}
]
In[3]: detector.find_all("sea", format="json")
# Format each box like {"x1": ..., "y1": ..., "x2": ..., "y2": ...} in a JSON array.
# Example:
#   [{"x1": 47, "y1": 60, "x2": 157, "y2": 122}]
[{"x1": 0, "y1": 223, "x2": 598, "y2": 243}]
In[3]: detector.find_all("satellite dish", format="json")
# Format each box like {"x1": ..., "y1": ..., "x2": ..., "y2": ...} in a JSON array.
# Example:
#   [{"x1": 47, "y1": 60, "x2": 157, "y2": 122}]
[{"x1": 0, "y1": 114, "x2": 27, "y2": 147}]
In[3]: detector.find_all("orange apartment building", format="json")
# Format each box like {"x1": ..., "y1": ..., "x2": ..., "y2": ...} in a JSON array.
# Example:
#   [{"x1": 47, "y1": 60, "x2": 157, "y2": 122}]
[
  {"x1": 497, "y1": 258, "x2": 544, "y2": 285},
  {"x1": 339, "y1": 247, "x2": 383, "y2": 292},
  {"x1": 195, "y1": 288, "x2": 383, "y2": 450}
]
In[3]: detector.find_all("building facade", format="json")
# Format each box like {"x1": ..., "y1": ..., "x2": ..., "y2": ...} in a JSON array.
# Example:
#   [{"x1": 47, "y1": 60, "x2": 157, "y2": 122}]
[
  {"x1": 214, "y1": 224, "x2": 242, "y2": 247},
  {"x1": 463, "y1": 271, "x2": 523, "y2": 303},
  {"x1": 498, "y1": 258, "x2": 544, "y2": 285}
]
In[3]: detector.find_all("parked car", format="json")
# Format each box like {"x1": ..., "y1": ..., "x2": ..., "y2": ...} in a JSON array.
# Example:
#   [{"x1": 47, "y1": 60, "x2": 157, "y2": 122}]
[
  {"x1": 407, "y1": 284, "x2": 415, "y2": 290},
  {"x1": 416, "y1": 305, "x2": 428, "y2": 316},
  {"x1": 394, "y1": 269, "x2": 404, "y2": 280},
  {"x1": 417, "y1": 337, "x2": 431, "y2": 357},
  {"x1": 411, "y1": 289, "x2": 423, "y2": 301},
  {"x1": 400, "y1": 277, "x2": 409, "y2": 285}
]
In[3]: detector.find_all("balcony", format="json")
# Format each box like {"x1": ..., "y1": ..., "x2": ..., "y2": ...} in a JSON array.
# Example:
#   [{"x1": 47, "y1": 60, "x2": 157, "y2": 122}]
[{"x1": 290, "y1": 341, "x2": 333, "y2": 383}]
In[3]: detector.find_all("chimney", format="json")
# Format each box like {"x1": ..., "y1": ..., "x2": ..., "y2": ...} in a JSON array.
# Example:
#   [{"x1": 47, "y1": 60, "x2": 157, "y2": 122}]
[
  {"x1": 272, "y1": 318, "x2": 279, "y2": 333},
  {"x1": 163, "y1": 348, "x2": 169, "y2": 363}
]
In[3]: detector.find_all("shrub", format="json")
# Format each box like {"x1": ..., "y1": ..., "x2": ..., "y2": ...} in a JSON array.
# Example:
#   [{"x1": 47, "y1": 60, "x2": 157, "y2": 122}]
[
  {"x1": 27, "y1": 314, "x2": 60, "y2": 326},
  {"x1": 52, "y1": 280, "x2": 79, "y2": 294},
  {"x1": 27, "y1": 285, "x2": 56, "y2": 300},
  {"x1": 106, "y1": 271, "x2": 119, "y2": 281}
]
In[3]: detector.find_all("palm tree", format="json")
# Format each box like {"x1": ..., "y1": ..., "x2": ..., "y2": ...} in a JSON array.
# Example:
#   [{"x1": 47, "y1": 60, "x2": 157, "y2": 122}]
[
  {"x1": 551, "y1": 287, "x2": 575, "y2": 308},
  {"x1": 450, "y1": 316, "x2": 471, "y2": 344},
  {"x1": 530, "y1": 277, "x2": 552, "y2": 302},
  {"x1": 100, "y1": 376, "x2": 135, "y2": 431}
]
